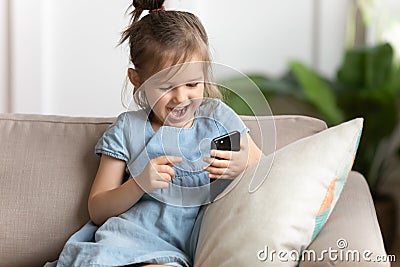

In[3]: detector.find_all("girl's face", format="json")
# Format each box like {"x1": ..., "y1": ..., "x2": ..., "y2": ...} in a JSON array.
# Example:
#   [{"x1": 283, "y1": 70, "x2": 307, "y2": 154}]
[{"x1": 129, "y1": 56, "x2": 205, "y2": 129}]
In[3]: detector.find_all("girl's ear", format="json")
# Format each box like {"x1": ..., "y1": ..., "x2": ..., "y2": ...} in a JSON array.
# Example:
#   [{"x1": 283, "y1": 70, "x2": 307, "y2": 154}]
[{"x1": 128, "y1": 68, "x2": 141, "y2": 89}]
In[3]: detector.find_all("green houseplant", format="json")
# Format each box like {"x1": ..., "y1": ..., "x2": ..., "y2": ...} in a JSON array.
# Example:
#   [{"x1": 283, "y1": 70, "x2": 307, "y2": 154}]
[{"x1": 221, "y1": 42, "x2": 400, "y2": 197}]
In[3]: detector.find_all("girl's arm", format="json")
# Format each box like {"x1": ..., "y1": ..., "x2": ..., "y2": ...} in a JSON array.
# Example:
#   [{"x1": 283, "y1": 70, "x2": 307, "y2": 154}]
[
  {"x1": 88, "y1": 155, "x2": 144, "y2": 226},
  {"x1": 246, "y1": 134, "x2": 263, "y2": 167}
]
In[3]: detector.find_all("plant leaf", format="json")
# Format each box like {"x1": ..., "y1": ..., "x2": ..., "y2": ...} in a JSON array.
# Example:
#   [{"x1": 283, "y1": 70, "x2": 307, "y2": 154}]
[
  {"x1": 290, "y1": 61, "x2": 344, "y2": 125},
  {"x1": 337, "y1": 43, "x2": 394, "y2": 90},
  {"x1": 219, "y1": 74, "x2": 302, "y2": 115}
]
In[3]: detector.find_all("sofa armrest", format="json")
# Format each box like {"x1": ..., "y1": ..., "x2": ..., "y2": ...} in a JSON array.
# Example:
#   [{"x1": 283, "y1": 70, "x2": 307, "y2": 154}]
[{"x1": 299, "y1": 171, "x2": 390, "y2": 266}]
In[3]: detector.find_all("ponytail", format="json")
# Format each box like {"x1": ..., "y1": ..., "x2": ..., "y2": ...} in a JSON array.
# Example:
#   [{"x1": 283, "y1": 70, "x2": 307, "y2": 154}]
[{"x1": 129, "y1": 0, "x2": 165, "y2": 22}]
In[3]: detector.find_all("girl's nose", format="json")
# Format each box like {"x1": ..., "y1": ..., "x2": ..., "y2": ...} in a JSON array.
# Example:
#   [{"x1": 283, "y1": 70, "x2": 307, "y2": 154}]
[{"x1": 171, "y1": 86, "x2": 188, "y2": 103}]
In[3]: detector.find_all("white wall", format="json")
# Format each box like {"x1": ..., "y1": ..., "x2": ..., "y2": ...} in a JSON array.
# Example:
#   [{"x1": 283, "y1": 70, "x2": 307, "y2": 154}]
[
  {"x1": 168, "y1": 0, "x2": 317, "y2": 76},
  {"x1": 187, "y1": 0, "x2": 347, "y2": 78},
  {"x1": 366, "y1": 0, "x2": 400, "y2": 58},
  {"x1": 0, "y1": 0, "x2": 6, "y2": 113},
  {"x1": 12, "y1": 0, "x2": 44, "y2": 114},
  {"x1": 11, "y1": 0, "x2": 129, "y2": 116},
  {"x1": 41, "y1": 0, "x2": 129, "y2": 116},
  {"x1": 5, "y1": 0, "x2": 349, "y2": 116},
  {"x1": 318, "y1": 0, "x2": 349, "y2": 78}
]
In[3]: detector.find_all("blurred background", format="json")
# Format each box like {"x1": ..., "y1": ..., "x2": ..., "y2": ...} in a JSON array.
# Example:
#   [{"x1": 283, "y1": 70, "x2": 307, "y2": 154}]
[
  {"x1": 0, "y1": 0, "x2": 357, "y2": 116},
  {"x1": 1, "y1": 0, "x2": 399, "y2": 261}
]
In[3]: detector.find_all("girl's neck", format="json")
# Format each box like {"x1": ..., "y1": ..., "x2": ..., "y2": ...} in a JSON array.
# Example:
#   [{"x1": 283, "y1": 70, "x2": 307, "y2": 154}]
[{"x1": 149, "y1": 111, "x2": 163, "y2": 132}]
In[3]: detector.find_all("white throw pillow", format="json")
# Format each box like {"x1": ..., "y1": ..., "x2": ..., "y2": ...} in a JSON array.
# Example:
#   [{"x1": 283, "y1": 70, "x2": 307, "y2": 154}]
[{"x1": 194, "y1": 118, "x2": 363, "y2": 267}]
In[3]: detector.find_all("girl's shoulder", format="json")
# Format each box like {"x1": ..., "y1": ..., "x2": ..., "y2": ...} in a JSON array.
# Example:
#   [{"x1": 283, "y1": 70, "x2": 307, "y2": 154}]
[
  {"x1": 198, "y1": 99, "x2": 237, "y2": 118},
  {"x1": 115, "y1": 108, "x2": 149, "y2": 125},
  {"x1": 197, "y1": 99, "x2": 248, "y2": 134}
]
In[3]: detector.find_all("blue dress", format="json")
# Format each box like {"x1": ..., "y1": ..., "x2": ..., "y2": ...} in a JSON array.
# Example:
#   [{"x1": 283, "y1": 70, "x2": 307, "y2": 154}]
[{"x1": 50, "y1": 99, "x2": 248, "y2": 267}]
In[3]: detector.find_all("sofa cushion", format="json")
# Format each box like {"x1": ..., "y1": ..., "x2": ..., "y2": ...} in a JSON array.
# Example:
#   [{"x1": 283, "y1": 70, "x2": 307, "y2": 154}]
[
  {"x1": 0, "y1": 114, "x2": 114, "y2": 266},
  {"x1": 194, "y1": 118, "x2": 363, "y2": 267},
  {"x1": 0, "y1": 113, "x2": 326, "y2": 266},
  {"x1": 241, "y1": 115, "x2": 327, "y2": 154},
  {"x1": 298, "y1": 171, "x2": 388, "y2": 266}
]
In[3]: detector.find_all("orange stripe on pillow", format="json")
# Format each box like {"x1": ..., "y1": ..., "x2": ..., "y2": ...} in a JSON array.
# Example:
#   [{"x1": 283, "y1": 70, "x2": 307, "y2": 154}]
[{"x1": 317, "y1": 177, "x2": 336, "y2": 216}]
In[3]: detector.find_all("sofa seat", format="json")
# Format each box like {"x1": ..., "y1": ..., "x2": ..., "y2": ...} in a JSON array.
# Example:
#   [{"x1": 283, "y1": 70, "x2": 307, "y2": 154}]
[{"x1": 0, "y1": 113, "x2": 388, "y2": 266}]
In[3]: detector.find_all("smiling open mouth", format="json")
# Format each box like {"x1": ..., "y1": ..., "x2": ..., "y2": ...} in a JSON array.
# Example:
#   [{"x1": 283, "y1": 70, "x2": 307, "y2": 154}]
[{"x1": 167, "y1": 104, "x2": 190, "y2": 121}]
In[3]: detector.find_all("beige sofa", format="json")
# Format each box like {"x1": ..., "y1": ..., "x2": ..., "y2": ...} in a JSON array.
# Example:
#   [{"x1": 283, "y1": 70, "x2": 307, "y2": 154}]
[{"x1": 0, "y1": 113, "x2": 388, "y2": 266}]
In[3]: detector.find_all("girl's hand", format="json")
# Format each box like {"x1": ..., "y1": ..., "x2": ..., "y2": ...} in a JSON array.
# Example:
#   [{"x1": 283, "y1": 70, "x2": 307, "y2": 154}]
[
  {"x1": 135, "y1": 155, "x2": 182, "y2": 192},
  {"x1": 202, "y1": 149, "x2": 247, "y2": 179}
]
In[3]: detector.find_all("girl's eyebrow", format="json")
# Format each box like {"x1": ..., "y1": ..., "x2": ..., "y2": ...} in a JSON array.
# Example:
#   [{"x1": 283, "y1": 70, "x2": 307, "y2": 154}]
[
  {"x1": 159, "y1": 84, "x2": 173, "y2": 89},
  {"x1": 178, "y1": 76, "x2": 204, "y2": 84},
  {"x1": 187, "y1": 76, "x2": 204, "y2": 82},
  {"x1": 161, "y1": 76, "x2": 204, "y2": 87}
]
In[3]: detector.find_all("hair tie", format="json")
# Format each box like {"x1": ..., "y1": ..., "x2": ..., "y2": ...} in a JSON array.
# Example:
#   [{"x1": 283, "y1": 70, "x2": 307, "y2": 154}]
[{"x1": 149, "y1": 5, "x2": 165, "y2": 13}]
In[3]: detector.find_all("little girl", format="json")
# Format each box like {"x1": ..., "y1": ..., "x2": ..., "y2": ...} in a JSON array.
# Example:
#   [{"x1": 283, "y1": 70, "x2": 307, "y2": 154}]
[{"x1": 48, "y1": 1, "x2": 262, "y2": 266}]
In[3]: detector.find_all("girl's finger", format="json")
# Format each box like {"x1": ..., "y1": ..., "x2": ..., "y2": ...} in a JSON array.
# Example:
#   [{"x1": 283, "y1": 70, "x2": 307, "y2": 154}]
[
  {"x1": 158, "y1": 172, "x2": 172, "y2": 183},
  {"x1": 156, "y1": 164, "x2": 175, "y2": 178},
  {"x1": 208, "y1": 173, "x2": 231, "y2": 179},
  {"x1": 203, "y1": 157, "x2": 229, "y2": 168},
  {"x1": 153, "y1": 155, "x2": 182, "y2": 166},
  {"x1": 210, "y1": 150, "x2": 232, "y2": 160},
  {"x1": 203, "y1": 166, "x2": 228, "y2": 176}
]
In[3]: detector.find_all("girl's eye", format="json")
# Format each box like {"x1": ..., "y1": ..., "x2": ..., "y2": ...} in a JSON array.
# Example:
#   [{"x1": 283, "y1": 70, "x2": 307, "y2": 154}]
[
  {"x1": 186, "y1": 83, "x2": 199, "y2": 88},
  {"x1": 159, "y1": 85, "x2": 173, "y2": 91},
  {"x1": 159, "y1": 83, "x2": 199, "y2": 90}
]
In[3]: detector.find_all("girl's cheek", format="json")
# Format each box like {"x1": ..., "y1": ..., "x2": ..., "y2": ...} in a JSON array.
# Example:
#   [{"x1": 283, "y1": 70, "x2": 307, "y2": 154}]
[{"x1": 146, "y1": 91, "x2": 167, "y2": 106}]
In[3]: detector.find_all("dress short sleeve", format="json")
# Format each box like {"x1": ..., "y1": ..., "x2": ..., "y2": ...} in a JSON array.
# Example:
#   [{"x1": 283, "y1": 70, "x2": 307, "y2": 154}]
[
  {"x1": 95, "y1": 113, "x2": 129, "y2": 162},
  {"x1": 211, "y1": 99, "x2": 249, "y2": 136}
]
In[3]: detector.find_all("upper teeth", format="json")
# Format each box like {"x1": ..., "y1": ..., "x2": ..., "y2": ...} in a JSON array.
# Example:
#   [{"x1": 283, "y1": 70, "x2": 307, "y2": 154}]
[{"x1": 173, "y1": 106, "x2": 187, "y2": 110}]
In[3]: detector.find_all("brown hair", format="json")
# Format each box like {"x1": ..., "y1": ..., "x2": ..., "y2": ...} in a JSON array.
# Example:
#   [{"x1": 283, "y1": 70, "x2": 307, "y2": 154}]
[{"x1": 120, "y1": 0, "x2": 222, "y2": 108}]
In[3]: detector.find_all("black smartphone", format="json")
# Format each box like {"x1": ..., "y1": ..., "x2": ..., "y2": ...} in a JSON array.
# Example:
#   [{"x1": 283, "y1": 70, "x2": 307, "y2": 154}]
[
  {"x1": 211, "y1": 131, "x2": 240, "y2": 153},
  {"x1": 209, "y1": 131, "x2": 241, "y2": 199}
]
